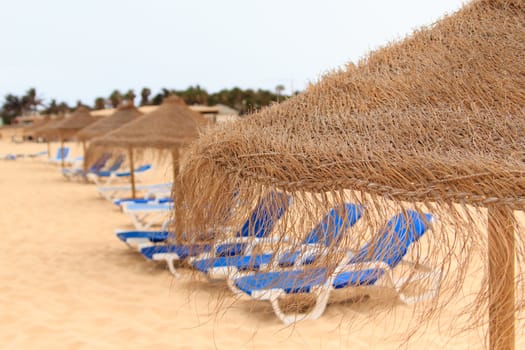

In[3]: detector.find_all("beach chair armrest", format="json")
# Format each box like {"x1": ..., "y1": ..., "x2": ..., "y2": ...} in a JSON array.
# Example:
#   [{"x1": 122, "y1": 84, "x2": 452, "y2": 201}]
[
  {"x1": 331, "y1": 260, "x2": 390, "y2": 278},
  {"x1": 161, "y1": 219, "x2": 173, "y2": 231}
]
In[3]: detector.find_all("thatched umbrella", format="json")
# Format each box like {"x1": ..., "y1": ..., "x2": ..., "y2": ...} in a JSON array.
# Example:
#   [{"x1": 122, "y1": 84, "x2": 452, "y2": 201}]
[
  {"x1": 86, "y1": 95, "x2": 208, "y2": 231},
  {"x1": 77, "y1": 103, "x2": 142, "y2": 141},
  {"x1": 23, "y1": 116, "x2": 50, "y2": 137},
  {"x1": 51, "y1": 107, "x2": 96, "y2": 167},
  {"x1": 76, "y1": 103, "x2": 142, "y2": 168},
  {"x1": 32, "y1": 115, "x2": 65, "y2": 157},
  {"x1": 22, "y1": 116, "x2": 50, "y2": 148},
  {"x1": 178, "y1": 1, "x2": 524, "y2": 348}
]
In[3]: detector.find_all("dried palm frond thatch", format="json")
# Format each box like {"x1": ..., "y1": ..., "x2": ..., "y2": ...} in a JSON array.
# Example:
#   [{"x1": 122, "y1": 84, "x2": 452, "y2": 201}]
[
  {"x1": 86, "y1": 95, "x2": 208, "y2": 200},
  {"x1": 178, "y1": 1, "x2": 524, "y2": 348},
  {"x1": 76, "y1": 102, "x2": 142, "y2": 141}
]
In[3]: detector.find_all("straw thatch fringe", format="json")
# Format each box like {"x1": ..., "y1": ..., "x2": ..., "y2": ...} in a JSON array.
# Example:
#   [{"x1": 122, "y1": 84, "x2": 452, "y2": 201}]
[
  {"x1": 76, "y1": 103, "x2": 142, "y2": 141},
  {"x1": 177, "y1": 0, "x2": 525, "y2": 346},
  {"x1": 52, "y1": 107, "x2": 96, "y2": 140},
  {"x1": 85, "y1": 95, "x2": 209, "y2": 169},
  {"x1": 32, "y1": 115, "x2": 65, "y2": 140}
]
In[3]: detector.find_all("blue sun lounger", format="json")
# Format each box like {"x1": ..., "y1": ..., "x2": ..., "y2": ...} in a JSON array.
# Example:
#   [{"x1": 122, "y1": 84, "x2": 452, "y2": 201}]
[
  {"x1": 228, "y1": 210, "x2": 440, "y2": 325},
  {"x1": 122, "y1": 201, "x2": 173, "y2": 230},
  {"x1": 86, "y1": 155, "x2": 131, "y2": 184},
  {"x1": 113, "y1": 195, "x2": 173, "y2": 207},
  {"x1": 2, "y1": 150, "x2": 47, "y2": 160},
  {"x1": 26, "y1": 150, "x2": 48, "y2": 158},
  {"x1": 62, "y1": 153, "x2": 112, "y2": 180},
  {"x1": 115, "y1": 192, "x2": 280, "y2": 247},
  {"x1": 190, "y1": 203, "x2": 364, "y2": 280},
  {"x1": 115, "y1": 218, "x2": 174, "y2": 247},
  {"x1": 48, "y1": 147, "x2": 70, "y2": 164},
  {"x1": 97, "y1": 182, "x2": 172, "y2": 201},
  {"x1": 139, "y1": 191, "x2": 291, "y2": 276}
]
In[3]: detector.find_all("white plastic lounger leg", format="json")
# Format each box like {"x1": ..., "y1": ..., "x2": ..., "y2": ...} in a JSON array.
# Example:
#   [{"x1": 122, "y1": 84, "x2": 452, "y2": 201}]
[
  {"x1": 255, "y1": 287, "x2": 331, "y2": 325},
  {"x1": 129, "y1": 214, "x2": 146, "y2": 230},
  {"x1": 226, "y1": 274, "x2": 248, "y2": 297},
  {"x1": 205, "y1": 267, "x2": 231, "y2": 280},
  {"x1": 105, "y1": 173, "x2": 117, "y2": 186},
  {"x1": 152, "y1": 253, "x2": 181, "y2": 278},
  {"x1": 166, "y1": 257, "x2": 180, "y2": 277},
  {"x1": 391, "y1": 269, "x2": 442, "y2": 304},
  {"x1": 125, "y1": 237, "x2": 154, "y2": 248}
]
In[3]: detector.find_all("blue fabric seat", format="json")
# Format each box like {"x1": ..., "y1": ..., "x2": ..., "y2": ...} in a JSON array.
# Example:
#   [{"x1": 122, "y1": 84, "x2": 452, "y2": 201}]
[
  {"x1": 230, "y1": 210, "x2": 438, "y2": 324},
  {"x1": 191, "y1": 203, "x2": 364, "y2": 278},
  {"x1": 113, "y1": 197, "x2": 173, "y2": 206},
  {"x1": 138, "y1": 191, "x2": 291, "y2": 276}
]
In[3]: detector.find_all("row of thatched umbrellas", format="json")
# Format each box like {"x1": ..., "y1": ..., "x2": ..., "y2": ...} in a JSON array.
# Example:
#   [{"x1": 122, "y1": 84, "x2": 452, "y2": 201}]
[
  {"x1": 29, "y1": 96, "x2": 207, "y2": 212},
  {"x1": 17, "y1": 1, "x2": 523, "y2": 348}
]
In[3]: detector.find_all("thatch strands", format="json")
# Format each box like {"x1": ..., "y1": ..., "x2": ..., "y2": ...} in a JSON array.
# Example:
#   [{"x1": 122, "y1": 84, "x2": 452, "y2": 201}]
[
  {"x1": 32, "y1": 116, "x2": 65, "y2": 156},
  {"x1": 22, "y1": 116, "x2": 51, "y2": 136},
  {"x1": 86, "y1": 95, "x2": 208, "y2": 198},
  {"x1": 87, "y1": 95, "x2": 207, "y2": 151},
  {"x1": 52, "y1": 106, "x2": 96, "y2": 140},
  {"x1": 76, "y1": 102, "x2": 142, "y2": 141},
  {"x1": 32, "y1": 115, "x2": 65, "y2": 140},
  {"x1": 51, "y1": 107, "x2": 96, "y2": 167},
  {"x1": 178, "y1": 0, "x2": 525, "y2": 348}
]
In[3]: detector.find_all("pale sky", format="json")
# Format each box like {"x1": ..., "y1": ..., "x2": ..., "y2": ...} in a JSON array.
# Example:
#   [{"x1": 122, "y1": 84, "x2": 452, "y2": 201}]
[{"x1": 0, "y1": 0, "x2": 466, "y2": 105}]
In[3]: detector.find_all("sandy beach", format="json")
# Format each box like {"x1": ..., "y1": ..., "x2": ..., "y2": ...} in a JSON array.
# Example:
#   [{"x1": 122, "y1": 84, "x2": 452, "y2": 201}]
[{"x1": 1, "y1": 140, "x2": 523, "y2": 350}]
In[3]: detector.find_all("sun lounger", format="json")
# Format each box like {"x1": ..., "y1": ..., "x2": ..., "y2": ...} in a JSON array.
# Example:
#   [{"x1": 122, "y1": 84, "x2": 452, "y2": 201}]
[
  {"x1": 190, "y1": 203, "x2": 364, "y2": 280},
  {"x1": 1, "y1": 153, "x2": 18, "y2": 160},
  {"x1": 48, "y1": 147, "x2": 70, "y2": 164},
  {"x1": 139, "y1": 191, "x2": 291, "y2": 276},
  {"x1": 122, "y1": 201, "x2": 173, "y2": 230},
  {"x1": 2, "y1": 150, "x2": 48, "y2": 160},
  {"x1": 89, "y1": 164, "x2": 151, "y2": 186},
  {"x1": 115, "y1": 219, "x2": 173, "y2": 248},
  {"x1": 85, "y1": 155, "x2": 130, "y2": 185},
  {"x1": 113, "y1": 190, "x2": 173, "y2": 206},
  {"x1": 26, "y1": 150, "x2": 48, "y2": 158},
  {"x1": 96, "y1": 182, "x2": 172, "y2": 201},
  {"x1": 62, "y1": 153, "x2": 112, "y2": 180},
  {"x1": 228, "y1": 210, "x2": 440, "y2": 324},
  {"x1": 114, "y1": 197, "x2": 172, "y2": 207}
]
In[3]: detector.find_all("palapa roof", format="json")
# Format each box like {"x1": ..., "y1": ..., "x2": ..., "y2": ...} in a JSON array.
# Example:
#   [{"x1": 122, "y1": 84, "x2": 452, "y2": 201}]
[
  {"x1": 181, "y1": 0, "x2": 524, "y2": 209},
  {"x1": 32, "y1": 115, "x2": 65, "y2": 139},
  {"x1": 22, "y1": 116, "x2": 51, "y2": 135},
  {"x1": 88, "y1": 95, "x2": 208, "y2": 151},
  {"x1": 76, "y1": 103, "x2": 142, "y2": 141},
  {"x1": 177, "y1": 0, "x2": 525, "y2": 344},
  {"x1": 52, "y1": 107, "x2": 96, "y2": 139}
]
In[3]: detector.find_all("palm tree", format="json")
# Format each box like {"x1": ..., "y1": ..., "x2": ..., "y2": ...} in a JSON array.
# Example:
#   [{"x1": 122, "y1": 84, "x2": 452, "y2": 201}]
[
  {"x1": 124, "y1": 89, "x2": 136, "y2": 104},
  {"x1": 1, "y1": 94, "x2": 23, "y2": 124},
  {"x1": 275, "y1": 84, "x2": 285, "y2": 101},
  {"x1": 140, "y1": 88, "x2": 151, "y2": 106},
  {"x1": 94, "y1": 97, "x2": 106, "y2": 110},
  {"x1": 109, "y1": 90, "x2": 122, "y2": 108}
]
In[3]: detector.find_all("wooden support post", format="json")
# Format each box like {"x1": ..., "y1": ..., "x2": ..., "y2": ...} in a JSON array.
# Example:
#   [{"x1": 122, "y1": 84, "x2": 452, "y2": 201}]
[
  {"x1": 47, "y1": 142, "x2": 51, "y2": 158},
  {"x1": 60, "y1": 138, "x2": 65, "y2": 168},
  {"x1": 82, "y1": 140, "x2": 87, "y2": 173},
  {"x1": 172, "y1": 149, "x2": 183, "y2": 242},
  {"x1": 488, "y1": 205, "x2": 515, "y2": 350},
  {"x1": 128, "y1": 147, "x2": 136, "y2": 199}
]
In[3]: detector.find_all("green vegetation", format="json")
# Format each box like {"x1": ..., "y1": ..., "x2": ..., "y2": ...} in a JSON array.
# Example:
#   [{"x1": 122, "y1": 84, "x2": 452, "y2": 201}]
[{"x1": 1, "y1": 85, "x2": 293, "y2": 124}]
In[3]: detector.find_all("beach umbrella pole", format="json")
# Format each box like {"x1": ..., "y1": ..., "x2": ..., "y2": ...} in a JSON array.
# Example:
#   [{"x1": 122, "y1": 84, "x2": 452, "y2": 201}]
[
  {"x1": 47, "y1": 142, "x2": 50, "y2": 158},
  {"x1": 128, "y1": 147, "x2": 136, "y2": 199},
  {"x1": 82, "y1": 140, "x2": 87, "y2": 178},
  {"x1": 60, "y1": 138, "x2": 65, "y2": 168},
  {"x1": 172, "y1": 149, "x2": 183, "y2": 241},
  {"x1": 488, "y1": 205, "x2": 515, "y2": 350}
]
